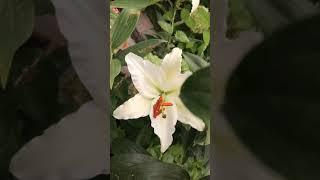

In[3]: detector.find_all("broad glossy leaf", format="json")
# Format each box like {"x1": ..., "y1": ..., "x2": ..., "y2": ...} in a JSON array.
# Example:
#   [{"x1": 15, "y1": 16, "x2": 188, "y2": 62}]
[
  {"x1": 223, "y1": 15, "x2": 320, "y2": 180},
  {"x1": 111, "y1": 0, "x2": 161, "y2": 10},
  {"x1": 0, "y1": 0, "x2": 34, "y2": 88},
  {"x1": 110, "y1": 59, "x2": 121, "y2": 89},
  {"x1": 182, "y1": 52, "x2": 209, "y2": 72},
  {"x1": 112, "y1": 138, "x2": 149, "y2": 155},
  {"x1": 115, "y1": 39, "x2": 166, "y2": 62},
  {"x1": 111, "y1": 9, "x2": 140, "y2": 50},
  {"x1": 180, "y1": 67, "x2": 211, "y2": 122},
  {"x1": 111, "y1": 153, "x2": 190, "y2": 180}
]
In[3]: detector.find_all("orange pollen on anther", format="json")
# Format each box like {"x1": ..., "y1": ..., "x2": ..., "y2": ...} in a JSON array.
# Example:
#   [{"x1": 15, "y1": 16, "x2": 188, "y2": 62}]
[{"x1": 153, "y1": 96, "x2": 173, "y2": 118}]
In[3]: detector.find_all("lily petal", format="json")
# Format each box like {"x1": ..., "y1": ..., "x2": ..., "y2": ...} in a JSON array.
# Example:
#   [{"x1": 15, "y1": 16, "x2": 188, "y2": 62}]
[
  {"x1": 126, "y1": 53, "x2": 165, "y2": 98},
  {"x1": 165, "y1": 71, "x2": 192, "y2": 95},
  {"x1": 173, "y1": 97, "x2": 205, "y2": 131},
  {"x1": 191, "y1": 0, "x2": 200, "y2": 13},
  {"x1": 150, "y1": 97, "x2": 178, "y2": 153},
  {"x1": 113, "y1": 94, "x2": 151, "y2": 120},
  {"x1": 161, "y1": 48, "x2": 183, "y2": 78}
]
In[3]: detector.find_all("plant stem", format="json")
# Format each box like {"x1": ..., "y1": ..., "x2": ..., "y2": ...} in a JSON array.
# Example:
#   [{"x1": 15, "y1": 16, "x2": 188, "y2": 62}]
[{"x1": 167, "y1": 8, "x2": 177, "y2": 49}]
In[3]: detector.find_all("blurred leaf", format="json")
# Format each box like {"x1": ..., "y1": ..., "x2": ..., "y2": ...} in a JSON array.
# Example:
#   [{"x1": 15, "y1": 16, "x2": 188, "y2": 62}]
[
  {"x1": 111, "y1": 9, "x2": 140, "y2": 50},
  {"x1": 110, "y1": 59, "x2": 121, "y2": 89},
  {"x1": 111, "y1": 0, "x2": 161, "y2": 10},
  {"x1": 182, "y1": 52, "x2": 209, "y2": 72},
  {"x1": 112, "y1": 138, "x2": 149, "y2": 155},
  {"x1": 180, "y1": 67, "x2": 211, "y2": 122},
  {"x1": 227, "y1": 0, "x2": 257, "y2": 38},
  {"x1": 34, "y1": 0, "x2": 55, "y2": 15},
  {"x1": 242, "y1": 0, "x2": 319, "y2": 34},
  {"x1": 116, "y1": 39, "x2": 166, "y2": 62},
  {"x1": 111, "y1": 153, "x2": 190, "y2": 180},
  {"x1": 175, "y1": 31, "x2": 190, "y2": 43},
  {"x1": 158, "y1": 20, "x2": 173, "y2": 34},
  {"x1": 0, "y1": 0, "x2": 34, "y2": 88},
  {"x1": 223, "y1": 15, "x2": 320, "y2": 180}
]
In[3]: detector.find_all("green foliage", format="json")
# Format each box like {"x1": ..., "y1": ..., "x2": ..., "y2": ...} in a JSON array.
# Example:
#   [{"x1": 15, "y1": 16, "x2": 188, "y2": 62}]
[
  {"x1": 110, "y1": 0, "x2": 211, "y2": 179},
  {"x1": 180, "y1": 67, "x2": 211, "y2": 122},
  {"x1": 111, "y1": 153, "x2": 190, "y2": 180},
  {"x1": 111, "y1": 0, "x2": 161, "y2": 10},
  {"x1": 182, "y1": 52, "x2": 209, "y2": 72},
  {"x1": 111, "y1": 9, "x2": 140, "y2": 50},
  {"x1": 116, "y1": 39, "x2": 166, "y2": 63},
  {"x1": 110, "y1": 59, "x2": 121, "y2": 89},
  {"x1": 181, "y1": 6, "x2": 210, "y2": 34},
  {"x1": 0, "y1": 0, "x2": 34, "y2": 88}
]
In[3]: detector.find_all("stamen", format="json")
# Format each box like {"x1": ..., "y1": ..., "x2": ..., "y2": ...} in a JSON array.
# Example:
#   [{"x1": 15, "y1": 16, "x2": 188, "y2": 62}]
[{"x1": 152, "y1": 96, "x2": 173, "y2": 119}]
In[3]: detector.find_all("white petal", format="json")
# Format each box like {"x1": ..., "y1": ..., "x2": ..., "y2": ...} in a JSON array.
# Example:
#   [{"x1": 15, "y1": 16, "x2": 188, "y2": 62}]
[
  {"x1": 165, "y1": 71, "x2": 192, "y2": 95},
  {"x1": 125, "y1": 53, "x2": 164, "y2": 98},
  {"x1": 150, "y1": 97, "x2": 178, "y2": 153},
  {"x1": 191, "y1": 0, "x2": 200, "y2": 13},
  {"x1": 113, "y1": 94, "x2": 152, "y2": 120},
  {"x1": 161, "y1": 48, "x2": 183, "y2": 77},
  {"x1": 173, "y1": 97, "x2": 205, "y2": 131},
  {"x1": 10, "y1": 102, "x2": 108, "y2": 180}
]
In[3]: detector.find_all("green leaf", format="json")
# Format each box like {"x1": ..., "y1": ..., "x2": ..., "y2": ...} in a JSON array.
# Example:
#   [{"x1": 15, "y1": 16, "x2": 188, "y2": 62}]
[
  {"x1": 182, "y1": 52, "x2": 209, "y2": 72},
  {"x1": 180, "y1": 67, "x2": 211, "y2": 122},
  {"x1": 0, "y1": 0, "x2": 34, "y2": 88},
  {"x1": 175, "y1": 30, "x2": 190, "y2": 43},
  {"x1": 112, "y1": 138, "x2": 149, "y2": 155},
  {"x1": 144, "y1": 53, "x2": 162, "y2": 65},
  {"x1": 111, "y1": 9, "x2": 140, "y2": 50},
  {"x1": 158, "y1": 20, "x2": 173, "y2": 35},
  {"x1": 203, "y1": 30, "x2": 210, "y2": 46},
  {"x1": 161, "y1": 144, "x2": 185, "y2": 165},
  {"x1": 110, "y1": 59, "x2": 121, "y2": 89},
  {"x1": 116, "y1": 39, "x2": 166, "y2": 62},
  {"x1": 111, "y1": 153, "x2": 190, "y2": 180},
  {"x1": 163, "y1": 8, "x2": 175, "y2": 21},
  {"x1": 181, "y1": 6, "x2": 210, "y2": 33},
  {"x1": 111, "y1": 0, "x2": 161, "y2": 10}
]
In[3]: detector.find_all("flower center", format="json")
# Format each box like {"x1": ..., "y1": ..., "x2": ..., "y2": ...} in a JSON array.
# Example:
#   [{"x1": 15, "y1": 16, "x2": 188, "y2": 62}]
[{"x1": 153, "y1": 96, "x2": 173, "y2": 119}]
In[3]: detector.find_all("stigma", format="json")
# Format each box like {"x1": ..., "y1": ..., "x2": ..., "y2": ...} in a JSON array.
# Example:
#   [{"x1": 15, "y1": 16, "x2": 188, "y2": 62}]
[{"x1": 153, "y1": 96, "x2": 173, "y2": 118}]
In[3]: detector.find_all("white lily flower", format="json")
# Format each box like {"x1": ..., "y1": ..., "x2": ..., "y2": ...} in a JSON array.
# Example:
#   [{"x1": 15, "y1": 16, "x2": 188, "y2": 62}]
[
  {"x1": 191, "y1": 0, "x2": 200, "y2": 13},
  {"x1": 113, "y1": 48, "x2": 205, "y2": 153}
]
